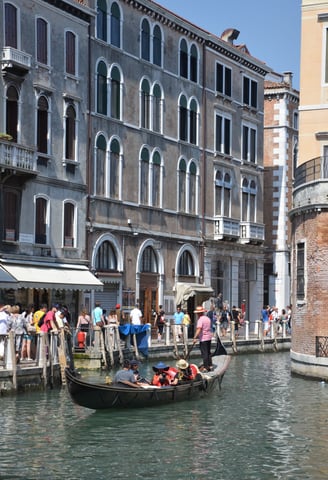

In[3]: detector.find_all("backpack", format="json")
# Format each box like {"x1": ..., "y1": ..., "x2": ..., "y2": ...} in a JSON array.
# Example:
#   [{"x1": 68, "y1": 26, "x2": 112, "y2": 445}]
[{"x1": 38, "y1": 313, "x2": 46, "y2": 328}]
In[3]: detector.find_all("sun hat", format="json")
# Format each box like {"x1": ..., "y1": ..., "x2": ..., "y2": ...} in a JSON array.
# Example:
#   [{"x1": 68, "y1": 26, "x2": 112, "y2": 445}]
[
  {"x1": 176, "y1": 359, "x2": 189, "y2": 370},
  {"x1": 152, "y1": 361, "x2": 169, "y2": 372},
  {"x1": 193, "y1": 306, "x2": 206, "y2": 314}
]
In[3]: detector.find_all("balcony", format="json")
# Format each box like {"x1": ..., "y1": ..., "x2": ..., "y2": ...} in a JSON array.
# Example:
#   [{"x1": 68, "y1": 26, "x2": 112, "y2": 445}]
[
  {"x1": 0, "y1": 140, "x2": 38, "y2": 176},
  {"x1": 2, "y1": 47, "x2": 31, "y2": 76},
  {"x1": 214, "y1": 217, "x2": 240, "y2": 240},
  {"x1": 294, "y1": 156, "x2": 328, "y2": 188},
  {"x1": 240, "y1": 222, "x2": 265, "y2": 244}
]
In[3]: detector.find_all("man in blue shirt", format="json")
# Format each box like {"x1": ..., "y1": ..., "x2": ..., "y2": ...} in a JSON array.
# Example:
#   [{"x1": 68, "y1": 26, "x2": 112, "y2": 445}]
[
  {"x1": 173, "y1": 305, "x2": 184, "y2": 342},
  {"x1": 92, "y1": 302, "x2": 103, "y2": 326}
]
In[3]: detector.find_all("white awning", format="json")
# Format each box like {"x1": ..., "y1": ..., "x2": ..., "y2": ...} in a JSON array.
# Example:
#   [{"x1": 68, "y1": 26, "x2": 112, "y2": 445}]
[
  {"x1": 0, "y1": 263, "x2": 103, "y2": 291},
  {"x1": 175, "y1": 282, "x2": 214, "y2": 306},
  {"x1": 0, "y1": 266, "x2": 17, "y2": 287}
]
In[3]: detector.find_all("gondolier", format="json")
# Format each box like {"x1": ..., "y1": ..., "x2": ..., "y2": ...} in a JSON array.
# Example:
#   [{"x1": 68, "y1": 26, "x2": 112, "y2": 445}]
[{"x1": 193, "y1": 305, "x2": 213, "y2": 372}]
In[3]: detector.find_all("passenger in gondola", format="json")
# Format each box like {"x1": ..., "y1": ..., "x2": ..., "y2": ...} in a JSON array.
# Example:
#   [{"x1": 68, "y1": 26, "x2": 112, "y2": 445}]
[
  {"x1": 114, "y1": 360, "x2": 141, "y2": 387},
  {"x1": 151, "y1": 361, "x2": 172, "y2": 387}
]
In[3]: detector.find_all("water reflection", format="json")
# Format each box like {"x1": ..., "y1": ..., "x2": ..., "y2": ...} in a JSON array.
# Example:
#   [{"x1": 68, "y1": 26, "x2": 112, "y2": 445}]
[{"x1": 1, "y1": 353, "x2": 328, "y2": 479}]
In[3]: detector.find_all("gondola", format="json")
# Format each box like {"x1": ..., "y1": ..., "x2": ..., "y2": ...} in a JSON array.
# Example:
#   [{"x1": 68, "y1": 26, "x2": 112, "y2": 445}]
[{"x1": 65, "y1": 349, "x2": 231, "y2": 410}]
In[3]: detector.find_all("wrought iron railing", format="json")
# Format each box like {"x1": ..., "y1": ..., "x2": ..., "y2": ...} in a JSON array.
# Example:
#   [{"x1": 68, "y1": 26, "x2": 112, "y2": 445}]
[{"x1": 316, "y1": 336, "x2": 328, "y2": 357}]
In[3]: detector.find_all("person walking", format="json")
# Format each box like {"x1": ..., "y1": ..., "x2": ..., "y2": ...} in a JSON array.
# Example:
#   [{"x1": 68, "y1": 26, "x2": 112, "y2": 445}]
[
  {"x1": 173, "y1": 305, "x2": 184, "y2": 342},
  {"x1": 192, "y1": 306, "x2": 213, "y2": 372}
]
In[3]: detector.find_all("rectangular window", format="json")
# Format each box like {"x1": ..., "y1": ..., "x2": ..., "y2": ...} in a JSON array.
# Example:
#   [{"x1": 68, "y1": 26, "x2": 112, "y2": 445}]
[
  {"x1": 37, "y1": 18, "x2": 48, "y2": 64},
  {"x1": 4, "y1": 191, "x2": 18, "y2": 241},
  {"x1": 243, "y1": 76, "x2": 257, "y2": 108},
  {"x1": 215, "y1": 114, "x2": 231, "y2": 155},
  {"x1": 35, "y1": 198, "x2": 47, "y2": 244},
  {"x1": 242, "y1": 125, "x2": 257, "y2": 163},
  {"x1": 5, "y1": 3, "x2": 17, "y2": 48},
  {"x1": 66, "y1": 31, "x2": 76, "y2": 76},
  {"x1": 216, "y1": 63, "x2": 232, "y2": 96},
  {"x1": 296, "y1": 242, "x2": 305, "y2": 300}
]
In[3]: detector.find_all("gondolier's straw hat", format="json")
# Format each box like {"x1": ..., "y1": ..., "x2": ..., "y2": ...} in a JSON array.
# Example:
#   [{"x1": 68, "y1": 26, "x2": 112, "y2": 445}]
[{"x1": 194, "y1": 306, "x2": 206, "y2": 314}]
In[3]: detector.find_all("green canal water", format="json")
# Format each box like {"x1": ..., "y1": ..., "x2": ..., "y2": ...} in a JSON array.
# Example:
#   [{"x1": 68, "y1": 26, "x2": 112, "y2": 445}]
[{"x1": 1, "y1": 352, "x2": 328, "y2": 480}]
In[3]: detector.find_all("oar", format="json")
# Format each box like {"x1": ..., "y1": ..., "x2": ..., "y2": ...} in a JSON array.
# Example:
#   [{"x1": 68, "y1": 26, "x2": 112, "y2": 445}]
[
  {"x1": 183, "y1": 342, "x2": 196, "y2": 360},
  {"x1": 211, "y1": 334, "x2": 227, "y2": 356}
]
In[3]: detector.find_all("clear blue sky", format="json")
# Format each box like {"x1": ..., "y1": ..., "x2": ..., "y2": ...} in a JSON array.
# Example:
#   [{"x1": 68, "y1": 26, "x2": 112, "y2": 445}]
[{"x1": 154, "y1": 0, "x2": 301, "y2": 89}]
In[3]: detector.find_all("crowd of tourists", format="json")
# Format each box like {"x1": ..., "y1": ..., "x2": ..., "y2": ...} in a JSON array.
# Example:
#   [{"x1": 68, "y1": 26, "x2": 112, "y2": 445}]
[
  {"x1": 0, "y1": 302, "x2": 71, "y2": 363},
  {"x1": 261, "y1": 305, "x2": 292, "y2": 337}
]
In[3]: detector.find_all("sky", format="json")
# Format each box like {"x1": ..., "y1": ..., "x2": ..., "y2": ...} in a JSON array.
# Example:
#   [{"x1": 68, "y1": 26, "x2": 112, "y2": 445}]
[{"x1": 154, "y1": 0, "x2": 301, "y2": 89}]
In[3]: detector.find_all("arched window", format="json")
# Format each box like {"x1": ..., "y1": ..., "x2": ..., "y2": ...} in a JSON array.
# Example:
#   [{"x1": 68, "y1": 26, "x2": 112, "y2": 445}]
[
  {"x1": 179, "y1": 95, "x2": 188, "y2": 141},
  {"x1": 223, "y1": 172, "x2": 231, "y2": 217},
  {"x1": 141, "y1": 246, "x2": 158, "y2": 273},
  {"x1": 190, "y1": 44, "x2": 198, "y2": 82},
  {"x1": 178, "y1": 158, "x2": 186, "y2": 212},
  {"x1": 189, "y1": 98, "x2": 198, "y2": 145},
  {"x1": 152, "y1": 83, "x2": 162, "y2": 133},
  {"x1": 110, "y1": 2, "x2": 121, "y2": 47},
  {"x1": 96, "y1": 135, "x2": 106, "y2": 196},
  {"x1": 189, "y1": 161, "x2": 197, "y2": 214},
  {"x1": 153, "y1": 25, "x2": 162, "y2": 66},
  {"x1": 180, "y1": 39, "x2": 188, "y2": 78},
  {"x1": 97, "y1": 61, "x2": 107, "y2": 115},
  {"x1": 97, "y1": 0, "x2": 107, "y2": 41},
  {"x1": 178, "y1": 251, "x2": 194, "y2": 276},
  {"x1": 5, "y1": 3, "x2": 17, "y2": 48},
  {"x1": 141, "y1": 19, "x2": 150, "y2": 61},
  {"x1": 63, "y1": 202, "x2": 75, "y2": 247},
  {"x1": 110, "y1": 66, "x2": 121, "y2": 119},
  {"x1": 152, "y1": 151, "x2": 161, "y2": 207},
  {"x1": 65, "y1": 104, "x2": 76, "y2": 161},
  {"x1": 140, "y1": 147, "x2": 149, "y2": 204},
  {"x1": 109, "y1": 138, "x2": 120, "y2": 199},
  {"x1": 6, "y1": 85, "x2": 19, "y2": 142},
  {"x1": 35, "y1": 197, "x2": 48, "y2": 244},
  {"x1": 36, "y1": 18, "x2": 48, "y2": 64},
  {"x1": 249, "y1": 179, "x2": 256, "y2": 222},
  {"x1": 37, "y1": 95, "x2": 49, "y2": 154},
  {"x1": 141, "y1": 79, "x2": 150, "y2": 129},
  {"x1": 96, "y1": 240, "x2": 118, "y2": 271}
]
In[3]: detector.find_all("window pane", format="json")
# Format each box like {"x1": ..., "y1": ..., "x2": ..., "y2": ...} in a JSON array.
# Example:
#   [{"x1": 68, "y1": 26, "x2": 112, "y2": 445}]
[
  {"x1": 96, "y1": 241, "x2": 117, "y2": 271},
  {"x1": 250, "y1": 128, "x2": 256, "y2": 163},
  {"x1": 6, "y1": 86, "x2": 18, "y2": 142},
  {"x1": 109, "y1": 142, "x2": 119, "y2": 199},
  {"x1": 141, "y1": 20, "x2": 150, "y2": 61},
  {"x1": 296, "y1": 243, "x2": 305, "y2": 299},
  {"x1": 111, "y1": 71, "x2": 120, "y2": 119},
  {"x1": 215, "y1": 184, "x2": 222, "y2": 215},
  {"x1": 179, "y1": 169, "x2": 186, "y2": 211},
  {"x1": 5, "y1": 4, "x2": 17, "y2": 48},
  {"x1": 216, "y1": 63, "x2": 223, "y2": 93},
  {"x1": 153, "y1": 25, "x2": 162, "y2": 66},
  {"x1": 242, "y1": 125, "x2": 248, "y2": 161},
  {"x1": 215, "y1": 115, "x2": 222, "y2": 152},
  {"x1": 180, "y1": 40, "x2": 188, "y2": 78},
  {"x1": 37, "y1": 96, "x2": 48, "y2": 154},
  {"x1": 65, "y1": 105, "x2": 76, "y2": 160},
  {"x1": 96, "y1": 135, "x2": 106, "y2": 196},
  {"x1": 97, "y1": 0, "x2": 107, "y2": 41},
  {"x1": 97, "y1": 61, "x2": 107, "y2": 115},
  {"x1": 37, "y1": 18, "x2": 48, "y2": 64},
  {"x1": 190, "y1": 45, "x2": 197, "y2": 82},
  {"x1": 152, "y1": 162, "x2": 160, "y2": 206},
  {"x1": 225, "y1": 67, "x2": 232, "y2": 96},
  {"x1": 66, "y1": 31, "x2": 76, "y2": 75},
  {"x1": 110, "y1": 2, "x2": 120, "y2": 47},
  {"x1": 64, "y1": 203, "x2": 74, "y2": 246},
  {"x1": 251, "y1": 80, "x2": 257, "y2": 108},
  {"x1": 224, "y1": 118, "x2": 230, "y2": 155},
  {"x1": 140, "y1": 159, "x2": 149, "y2": 204},
  {"x1": 35, "y1": 198, "x2": 47, "y2": 244},
  {"x1": 243, "y1": 76, "x2": 249, "y2": 105},
  {"x1": 4, "y1": 191, "x2": 18, "y2": 241}
]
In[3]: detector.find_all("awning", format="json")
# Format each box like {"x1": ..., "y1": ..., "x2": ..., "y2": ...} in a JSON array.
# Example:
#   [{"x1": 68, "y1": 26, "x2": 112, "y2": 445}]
[
  {"x1": 0, "y1": 263, "x2": 103, "y2": 291},
  {"x1": 0, "y1": 266, "x2": 17, "y2": 287},
  {"x1": 175, "y1": 282, "x2": 214, "y2": 306}
]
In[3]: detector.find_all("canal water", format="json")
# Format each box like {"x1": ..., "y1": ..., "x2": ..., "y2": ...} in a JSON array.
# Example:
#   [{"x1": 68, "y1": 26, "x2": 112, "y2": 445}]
[{"x1": 1, "y1": 352, "x2": 328, "y2": 480}]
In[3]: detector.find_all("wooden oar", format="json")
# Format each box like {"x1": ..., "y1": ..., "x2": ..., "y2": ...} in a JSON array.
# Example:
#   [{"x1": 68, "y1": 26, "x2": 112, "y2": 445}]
[{"x1": 183, "y1": 342, "x2": 195, "y2": 360}]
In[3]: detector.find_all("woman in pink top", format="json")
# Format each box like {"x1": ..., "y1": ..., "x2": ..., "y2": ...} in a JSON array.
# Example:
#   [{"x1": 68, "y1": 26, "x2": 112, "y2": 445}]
[{"x1": 192, "y1": 306, "x2": 213, "y2": 372}]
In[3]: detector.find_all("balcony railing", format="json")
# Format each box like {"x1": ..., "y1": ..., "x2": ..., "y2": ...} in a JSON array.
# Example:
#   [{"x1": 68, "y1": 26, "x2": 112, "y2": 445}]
[
  {"x1": 240, "y1": 221, "x2": 265, "y2": 244},
  {"x1": 294, "y1": 156, "x2": 328, "y2": 188},
  {"x1": 2, "y1": 47, "x2": 31, "y2": 73},
  {"x1": 214, "y1": 217, "x2": 240, "y2": 240},
  {"x1": 0, "y1": 140, "x2": 37, "y2": 173}
]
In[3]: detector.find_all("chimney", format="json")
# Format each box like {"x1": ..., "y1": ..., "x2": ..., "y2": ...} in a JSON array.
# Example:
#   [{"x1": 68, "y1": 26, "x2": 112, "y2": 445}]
[{"x1": 283, "y1": 71, "x2": 293, "y2": 87}]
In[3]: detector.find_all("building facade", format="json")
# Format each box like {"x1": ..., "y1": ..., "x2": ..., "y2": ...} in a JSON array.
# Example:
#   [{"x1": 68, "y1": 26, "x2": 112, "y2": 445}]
[
  {"x1": 290, "y1": 0, "x2": 328, "y2": 379},
  {"x1": 87, "y1": 0, "x2": 270, "y2": 330},
  {"x1": 263, "y1": 72, "x2": 299, "y2": 311},
  {"x1": 0, "y1": 0, "x2": 102, "y2": 318},
  {"x1": 1, "y1": 0, "x2": 271, "y2": 329}
]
